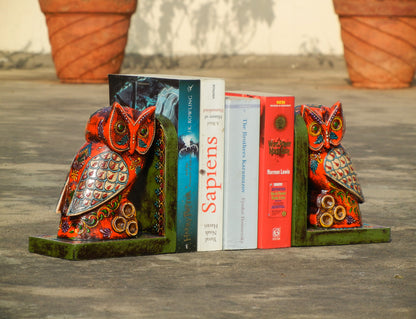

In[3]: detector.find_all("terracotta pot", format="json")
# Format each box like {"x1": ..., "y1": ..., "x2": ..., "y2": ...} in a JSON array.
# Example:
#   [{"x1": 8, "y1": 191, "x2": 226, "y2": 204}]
[
  {"x1": 333, "y1": 0, "x2": 416, "y2": 89},
  {"x1": 39, "y1": 0, "x2": 137, "y2": 83}
]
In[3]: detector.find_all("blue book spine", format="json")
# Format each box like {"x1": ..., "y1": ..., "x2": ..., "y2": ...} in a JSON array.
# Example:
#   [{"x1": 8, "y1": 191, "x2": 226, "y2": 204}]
[{"x1": 176, "y1": 80, "x2": 200, "y2": 252}]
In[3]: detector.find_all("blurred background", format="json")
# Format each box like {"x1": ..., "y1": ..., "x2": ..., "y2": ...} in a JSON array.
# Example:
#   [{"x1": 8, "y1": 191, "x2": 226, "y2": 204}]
[{"x1": 0, "y1": 0, "x2": 343, "y2": 69}]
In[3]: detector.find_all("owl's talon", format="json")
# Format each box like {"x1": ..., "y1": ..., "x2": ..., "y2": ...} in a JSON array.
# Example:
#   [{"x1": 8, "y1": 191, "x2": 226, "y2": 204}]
[
  {"x1": 320, "y1": 194, "x2": 335, "y2": 209},
  {"x1": 120, "y1": 202, "x2": 136, "y2": 218},
  {"x1": 112, "y1": 216, "x2": 127, "y2": 233},
  {"x1": 126, "y1": 220, "x2": 140, "y2": 237},
  {"x1": 334, "y1": 205, "x2": 347, "y2": 221},
  {"x1": 319, "y1": 212, "x2": 334, "y2": 228}
]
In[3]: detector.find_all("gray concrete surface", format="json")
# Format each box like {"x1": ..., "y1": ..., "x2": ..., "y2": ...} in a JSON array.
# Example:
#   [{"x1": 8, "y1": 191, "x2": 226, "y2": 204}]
[{"x1": 0, "y1": 56, "x2": 415, "y2": 319}]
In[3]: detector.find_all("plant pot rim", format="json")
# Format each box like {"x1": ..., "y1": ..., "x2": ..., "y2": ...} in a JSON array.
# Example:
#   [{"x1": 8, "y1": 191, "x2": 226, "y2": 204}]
[
  {"x1": 333, "y1": 0, "x2": 416, "y2": 16},
  {"x1": 39, "y1": 0, "x2": 137, "y2": 14}
]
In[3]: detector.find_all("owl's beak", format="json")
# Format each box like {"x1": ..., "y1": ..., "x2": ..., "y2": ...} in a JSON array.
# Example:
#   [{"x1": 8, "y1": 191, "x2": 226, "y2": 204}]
[
  {"x1": 129, "y1": 135, "x2": 137, "y2": 155},
  {"x1": 324, "y1": 132, "x2": 331, "y2": 149}
]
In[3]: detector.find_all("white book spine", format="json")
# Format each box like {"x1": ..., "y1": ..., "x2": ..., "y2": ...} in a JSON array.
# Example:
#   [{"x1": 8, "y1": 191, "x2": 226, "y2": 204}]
[
  {"x1": 197, "y1": 79, "x2": 225, "y2": 251},
  {"x1": 223, "y1": 97, "x2": 260, "y2": 250}
]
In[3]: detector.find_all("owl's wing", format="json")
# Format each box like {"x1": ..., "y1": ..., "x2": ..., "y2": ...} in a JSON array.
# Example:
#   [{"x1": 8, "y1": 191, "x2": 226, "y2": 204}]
[
  {"x1": 64, "y1": 150, "x2": 130, "y2": 216},
  {"x1": 56, "y1": 175, "x2": 70, "y2": 215},
  {"x1": 324, "y1": 146, "x2": 364, "y2": 203}
]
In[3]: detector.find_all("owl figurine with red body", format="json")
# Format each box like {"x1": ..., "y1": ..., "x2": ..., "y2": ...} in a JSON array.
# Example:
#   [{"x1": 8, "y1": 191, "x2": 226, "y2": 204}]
[
  {"x1": 56, "y1": 102, "x2": 156, "y2": 240},
  {"x1": 298, "y1": 102, "x2": 364, "y2": 228}
]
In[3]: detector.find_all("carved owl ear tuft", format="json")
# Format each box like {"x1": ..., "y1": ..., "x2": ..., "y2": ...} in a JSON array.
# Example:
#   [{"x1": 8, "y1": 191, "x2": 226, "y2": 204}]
[
  {"x1": 299, "y1": 104, "x2": 308, "y2": 118},
  {"x1": 328, "y1": 101, "x2": 345, "y2": 146},
  {"x1": 332, "y1": 101, "x2": 342, "y2": 109},
  {"x1": 299, "y1": 104, "x2": 325, "y2": 151},
  {"x1": 301, "y1": 105, "x2": 325, "y2": 125},
  {"x1": 135, "y1": 106, "x2": 156, "y2": 155},
  {"x1": 106, "y1": 102, "x2": 132, "y2": 152}
]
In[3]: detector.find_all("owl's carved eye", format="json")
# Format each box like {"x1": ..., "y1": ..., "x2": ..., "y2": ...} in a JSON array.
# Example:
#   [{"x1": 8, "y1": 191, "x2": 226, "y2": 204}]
[
  {"x1": 115, "y1": 121, "x2": 127, "y2": 135},
  {"x1": 139, "y1": 127, "x2": 148, "y2": 138},
  {"x1": 331, "y1": 117, "x2": 342, "y2": 131},
  {"x1": 308, "y1": 122, "x2": 322, "y2": 136}
]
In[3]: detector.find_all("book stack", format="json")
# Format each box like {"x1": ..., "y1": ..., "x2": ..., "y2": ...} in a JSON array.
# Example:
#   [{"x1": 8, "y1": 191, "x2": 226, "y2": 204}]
[{"x1": 108, "y1": 74, "x2": 295, "y2": 253}]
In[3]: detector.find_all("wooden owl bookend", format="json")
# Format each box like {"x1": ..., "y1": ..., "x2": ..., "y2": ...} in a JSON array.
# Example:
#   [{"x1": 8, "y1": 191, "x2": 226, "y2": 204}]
[
  {"x1": 297, "y1": 102, "x2": 364, "y2": 229},
  {"x1": 56, "y1": 102, "x2": 167, "y2": 240}
]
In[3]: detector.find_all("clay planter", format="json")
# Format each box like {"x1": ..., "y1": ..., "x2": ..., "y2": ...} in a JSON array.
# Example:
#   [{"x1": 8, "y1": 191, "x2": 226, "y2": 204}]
[
  {"x1": 39, "y1": 0, "x2": 137, "y2": 83},
  {"x1": 333, "y1": 0, "x2": 416, "y2": 89}
]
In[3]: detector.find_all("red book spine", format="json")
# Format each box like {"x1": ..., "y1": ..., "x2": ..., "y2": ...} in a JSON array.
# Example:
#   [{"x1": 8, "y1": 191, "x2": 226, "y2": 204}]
[{"x1": 257, "y1": 96, "x2": 294, "y2": 248}]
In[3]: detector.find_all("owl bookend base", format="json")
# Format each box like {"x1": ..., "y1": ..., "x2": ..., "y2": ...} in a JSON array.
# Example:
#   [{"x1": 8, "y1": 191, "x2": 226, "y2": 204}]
[
  {"x1": 29, "y1": 103, "x2": 178, "y2": 260},
  {"x1": 291, "y1": 102, "x2": 390, "y2": 246}
]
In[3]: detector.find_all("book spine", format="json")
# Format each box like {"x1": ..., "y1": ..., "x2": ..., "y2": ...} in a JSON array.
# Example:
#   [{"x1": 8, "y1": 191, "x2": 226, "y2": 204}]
[
  {"x1": 257, "y1": 96, "x2": 294, "y2": 248},
  {"x1": 197, "y1": 79, "x2": 225, "y2": 251},
  {"x1": 223, "y1": 98, "x2": 260, "y2": 250},
  {"x1": 176, "y1": 80, "x2": 200, "y2": 252}
]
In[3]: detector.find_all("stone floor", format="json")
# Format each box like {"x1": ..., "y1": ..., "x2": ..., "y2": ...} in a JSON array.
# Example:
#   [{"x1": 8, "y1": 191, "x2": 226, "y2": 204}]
[{"x1": 0, "y1": 55, "x2": 415, "y2": 318}]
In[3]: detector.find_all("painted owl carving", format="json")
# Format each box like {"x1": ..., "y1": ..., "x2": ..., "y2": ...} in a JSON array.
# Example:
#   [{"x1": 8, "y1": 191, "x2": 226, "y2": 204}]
[
  {"x1": 56, "y1": 102, "x2": 156, "y2": 240},
  {"x1": 298, "y1": 102, "x2": 364, "y2": 228}
]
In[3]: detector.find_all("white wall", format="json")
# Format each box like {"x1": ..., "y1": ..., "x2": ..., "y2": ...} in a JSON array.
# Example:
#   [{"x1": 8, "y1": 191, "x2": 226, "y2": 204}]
[{"x1": 1, "y1": 0, "x2": 343, "y2": 55}]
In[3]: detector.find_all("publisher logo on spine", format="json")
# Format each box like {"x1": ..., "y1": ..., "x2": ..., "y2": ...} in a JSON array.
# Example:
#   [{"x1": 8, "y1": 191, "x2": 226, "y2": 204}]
[
  {"x1": 272, "y1": 227, "x2": 281, "y2": 240},
  {"x1": 274, "y1": 115, "x2": 287, "y2": 130}
]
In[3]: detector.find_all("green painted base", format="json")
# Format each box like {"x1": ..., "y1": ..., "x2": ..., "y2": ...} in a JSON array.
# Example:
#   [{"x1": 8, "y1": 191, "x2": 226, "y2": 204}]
[
  {"x1": 292, "y1": 113, "x2": 391, "y2": 246},
  {"x1": 292, "y1": 224, "x2": 391, "y2": 247},
  {"x1": 29, "y1": 234, "x2": 173, "y2": 260}
]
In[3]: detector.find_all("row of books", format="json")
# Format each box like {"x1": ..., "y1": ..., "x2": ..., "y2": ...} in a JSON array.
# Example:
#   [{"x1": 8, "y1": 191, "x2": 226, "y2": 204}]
[{"x1": 108, "y1": 74, "x2": 294, "y2": 252}]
